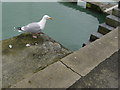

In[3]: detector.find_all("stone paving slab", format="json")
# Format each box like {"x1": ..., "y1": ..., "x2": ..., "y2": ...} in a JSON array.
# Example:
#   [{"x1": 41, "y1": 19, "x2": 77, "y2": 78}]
[
  {"x1": 11, "y1": 61, "x2": 80, "y2": 88},
  {"x1": 69, "y1": 50, "x2": 118, "y2": 88},
  {"x1": 61, "y1": 28, "x2": 118, "y2": 76}
]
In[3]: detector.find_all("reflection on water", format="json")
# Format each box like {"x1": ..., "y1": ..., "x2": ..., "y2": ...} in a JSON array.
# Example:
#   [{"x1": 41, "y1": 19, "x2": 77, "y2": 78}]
[
  {"x1": 59, "y1": 2, "x2": 107, "y2": 23},
  {"x1": 2, "y1": 2, "x2": 106, "y2": 51}
]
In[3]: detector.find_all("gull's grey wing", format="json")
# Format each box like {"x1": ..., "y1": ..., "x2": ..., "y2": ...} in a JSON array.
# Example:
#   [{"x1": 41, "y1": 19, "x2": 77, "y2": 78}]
[{"x1": 23, "y1": 22, "x2": 41, "y2": 33}]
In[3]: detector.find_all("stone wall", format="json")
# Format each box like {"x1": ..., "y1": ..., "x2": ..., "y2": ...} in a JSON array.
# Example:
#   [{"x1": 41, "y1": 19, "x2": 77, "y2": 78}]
[{"x1": 10, "y1": 27, "x2": 119, "y2": 88}]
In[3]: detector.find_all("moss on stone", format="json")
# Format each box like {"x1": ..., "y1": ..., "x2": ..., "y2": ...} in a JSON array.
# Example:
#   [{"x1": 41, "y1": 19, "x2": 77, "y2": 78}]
[
  {"x1": 86, "y1": 2, "x2": 103, "y2": 13},
  {"x1": 2, "y1": 33, "x2": 72, "y2": 88},
  {"x1": 2, "y1": 33, "x2": 44, "y2": 55}
]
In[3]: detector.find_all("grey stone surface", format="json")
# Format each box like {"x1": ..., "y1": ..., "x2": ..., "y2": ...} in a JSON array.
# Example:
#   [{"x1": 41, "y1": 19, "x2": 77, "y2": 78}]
[
  {"x1": 2, "y1": 33, "x2": 71, "y2": 88},
  {"x1": 90, "y1": 32, "x2": 103, "y2": 41},
  {"x1": 82, "y1": 40, "x2": 91, "y2": 47},
  {"x1": 98, "y1": 23, "x2": 115, "y2": 35},
  {"x1": 86, "y1": 2, "x2": 117, "y2": 14},
  {"x1": 69, "y1": 50, "x2": 119, "y2": 88},
  {"x1": 61, "y1": 28, "x2": 118, "y2": 76},
  {"x1": 11, "y1": 61, "x2": 80, "y2": 88},
  {"x1": 106, "y1": 15, "x2": 120, "y2": 28},
  {"x1": 112, "y1": 7, "x2": 120, "y2": 18}
]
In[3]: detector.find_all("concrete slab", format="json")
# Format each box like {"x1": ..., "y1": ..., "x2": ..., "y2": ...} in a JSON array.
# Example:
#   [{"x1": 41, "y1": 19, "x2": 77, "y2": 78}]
[
  {"x1": 61, "y1": 28, "x2": 118, "y2": 76},
  {"x1": 11, "y1": 61, "x2": 80, "y2": 88},
  {"x1": 69, "y1": 50, "x2": 118, "y2": 88},
  {"x1": 106, "y1": 15, "x2": 120, "y2": 28}
]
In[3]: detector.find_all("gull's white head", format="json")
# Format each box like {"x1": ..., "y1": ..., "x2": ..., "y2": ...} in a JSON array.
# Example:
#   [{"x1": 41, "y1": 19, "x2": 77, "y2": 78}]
[
  {"x1": 38, "y1": 15, "x2": 52, "y2": 30},
  {"x1": 43, "y1": 15, "x2": 53, "y2": 20}
]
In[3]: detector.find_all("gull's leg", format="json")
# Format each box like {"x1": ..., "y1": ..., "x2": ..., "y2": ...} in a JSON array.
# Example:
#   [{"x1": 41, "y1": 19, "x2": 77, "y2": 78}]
[
  {"x1": 32, "y1": 33, "x2": 37, "y2": 38},
  {"x1": 32, "y1": 32, "x2": 44, "y2": 38},
  {"x1": 38, "y1": 32, "x2": 44, "y2": 35}
]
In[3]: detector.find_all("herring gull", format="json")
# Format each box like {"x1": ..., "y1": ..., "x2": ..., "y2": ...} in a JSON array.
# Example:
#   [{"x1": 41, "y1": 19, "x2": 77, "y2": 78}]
[{"x1": 14, "y1": 15, "x2": 52, "y2": 38}]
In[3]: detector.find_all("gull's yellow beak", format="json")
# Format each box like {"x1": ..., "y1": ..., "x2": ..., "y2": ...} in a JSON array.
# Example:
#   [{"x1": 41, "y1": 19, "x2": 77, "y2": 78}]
[{"x1": 48, "y1": 17, "x2": 53, "y2": 20}]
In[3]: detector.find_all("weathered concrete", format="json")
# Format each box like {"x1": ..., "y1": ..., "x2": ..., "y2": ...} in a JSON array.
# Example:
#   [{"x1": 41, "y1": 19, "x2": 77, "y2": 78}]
[
  {"x1": 90, "y1": 32, "x2": 103, "y2": 41},
  {"x1": 112, "y1": 7, "x2": 120, "y2": 18},
  {"x1": 82, "y1": 40, "x2": 91, "y2": 47},
  {"x1": 2, "y1": 27, "x2": 119, "y2": 89},
  {"x1": 69, "y1": 50, "x2": 119, "y2": 88},
  {"x1": 98, "y1": 23, "x2": 115, "y2": 35},
  {"x1": 86, "y1": 2, "x2": 117, "y2": 14},
  {"x1": 83, "y1": 7, "x2": 119, "y2": 47},
  {"x1": 11, "y1": 61, "x2": 80, "y2": 88},
  {"x1": 106, "y1": 15, "x2": 120, "y2": 28},
  {"x1": 104, "y1": 4, "x2": 118, "y2": 13},
  {"x1": 61, "y1": 28, "x2": 118, "y2": 76},
  {"x1": 2, "y1": 33, "x2": 71, "y2": 88},
  {"x1": 86, "y1": 2, "x2": 104, "y2": 12}
]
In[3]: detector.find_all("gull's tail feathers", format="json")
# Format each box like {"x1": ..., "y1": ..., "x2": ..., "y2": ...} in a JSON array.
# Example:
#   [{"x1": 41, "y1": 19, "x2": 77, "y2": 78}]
[{"x1": 14, "y1": 27, "x2": 23, "y2": 32}]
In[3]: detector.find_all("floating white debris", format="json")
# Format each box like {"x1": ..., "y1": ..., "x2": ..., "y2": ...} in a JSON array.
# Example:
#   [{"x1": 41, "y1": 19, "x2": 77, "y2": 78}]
[
  {"x1": 18, "y1": 30, "x2": 22, "y2": 32},
  {"x1": 14, "y1": 27, "x2": 16, "y2": 31},
  {"x1": 9, "y1": 45, "x2": 13, "y2": 48},
  {"x1": 26, "y1": 44, "x2": 30, "y2": 47}
]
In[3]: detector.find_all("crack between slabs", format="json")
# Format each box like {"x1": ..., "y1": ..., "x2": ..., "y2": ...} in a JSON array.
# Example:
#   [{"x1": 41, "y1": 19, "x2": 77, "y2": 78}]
[{"x1": 60, "y1": 60, "x2": 83, "y2": 77}]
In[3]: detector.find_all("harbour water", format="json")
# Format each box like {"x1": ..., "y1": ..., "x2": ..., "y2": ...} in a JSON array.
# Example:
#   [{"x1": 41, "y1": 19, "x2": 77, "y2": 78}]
[{"x1": 2, "y1": 2, "x2": 106, "y2": 51}]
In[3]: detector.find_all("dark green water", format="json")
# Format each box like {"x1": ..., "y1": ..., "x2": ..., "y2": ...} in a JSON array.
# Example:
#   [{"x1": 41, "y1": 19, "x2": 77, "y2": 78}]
[{"x1": 2, "y1": 2, "x2": 106, "y2": 51}]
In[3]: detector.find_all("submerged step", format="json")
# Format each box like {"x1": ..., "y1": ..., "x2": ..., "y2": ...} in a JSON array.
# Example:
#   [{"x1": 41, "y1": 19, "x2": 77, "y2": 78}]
[
  {"x1": 106, "y1": 15, "x2": 120, "y2": 28},
  {"x1": 82, "y1": 40, "x2": 91, "y2": 47},
  {"x1": 98, "y1": 23, "x2": 115, "y2": 35},
  {"x1": 112, "y1": 7, "x2": 120, "y2": 18},
  {"x1": 90, "y1": 32, "x2": 103, "y2": 42}
]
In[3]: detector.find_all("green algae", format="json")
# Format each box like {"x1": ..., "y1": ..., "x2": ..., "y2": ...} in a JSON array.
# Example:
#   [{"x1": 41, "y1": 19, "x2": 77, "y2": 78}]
[
  {"x1": 2, "y1": 33, "x2": 44, "y2": 55},
  {"x1": 86, "y1": 2, "x2": 103, "y2": 13}
]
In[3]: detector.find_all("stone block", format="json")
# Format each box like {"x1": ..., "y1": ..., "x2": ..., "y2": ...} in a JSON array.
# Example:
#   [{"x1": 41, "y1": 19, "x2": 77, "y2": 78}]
[
  {"x1": 82, "y1": 40, "x2": 91, "y2": 47},
  {"x1": 61, "y1": 29, "x2": 118, "y2": 76},
  {"x1": 11, "y1": 61, "x2": 80, "y2": 88},
  {"x1": 106, "y1": 15, "x2": 120, "y2": 28},
  {"x1": 98, "y1": 23, "x2": 115, "y2": 35},
  {"x1": 112, "y1": 8, "x2": 120, "y2": 18},
  {"x1": 86, "y1": 2, "x2": 103, "y2": 12},
  {"x1": 90, "y1": 32, "x2": 103, "y2": 42}
]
